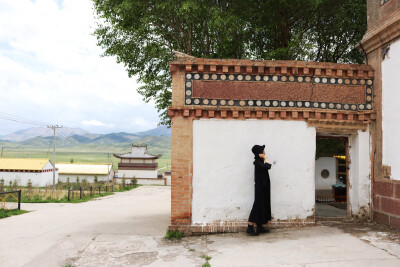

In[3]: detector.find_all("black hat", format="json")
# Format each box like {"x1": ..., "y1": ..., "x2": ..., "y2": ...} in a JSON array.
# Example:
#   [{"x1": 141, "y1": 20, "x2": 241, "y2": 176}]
[{"x1": 251, "y1": 145, "x2": 265, "y2": 156}]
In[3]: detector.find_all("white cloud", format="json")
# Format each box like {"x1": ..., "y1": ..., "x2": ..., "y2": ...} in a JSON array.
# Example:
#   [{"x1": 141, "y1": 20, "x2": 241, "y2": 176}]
[
  {"x1": 0, "y1": 0, "x2": 160, "y2": 135},
  {"x1": 82, "y1": 119, "x2": 114, "y2": 128}
]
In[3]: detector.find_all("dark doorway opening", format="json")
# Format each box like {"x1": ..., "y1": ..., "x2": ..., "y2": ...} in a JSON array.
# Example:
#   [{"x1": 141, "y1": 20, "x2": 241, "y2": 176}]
[{"x1": 315, "y1": 135, "x2": 348, "y2": 219}]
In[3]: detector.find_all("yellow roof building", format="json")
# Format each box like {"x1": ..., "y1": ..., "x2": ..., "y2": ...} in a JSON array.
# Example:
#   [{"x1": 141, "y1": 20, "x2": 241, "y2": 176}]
[{"x1": 0, "y1": 158, "x2": 52, "y2": 171}]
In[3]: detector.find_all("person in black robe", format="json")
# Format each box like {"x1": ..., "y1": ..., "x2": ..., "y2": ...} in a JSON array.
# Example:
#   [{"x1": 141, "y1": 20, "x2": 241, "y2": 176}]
[{"x1": 246, "y1": 144, "x2": 272, "y2": 236}]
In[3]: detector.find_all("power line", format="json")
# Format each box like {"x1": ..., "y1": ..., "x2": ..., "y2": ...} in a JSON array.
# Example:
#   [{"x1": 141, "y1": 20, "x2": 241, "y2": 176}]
[{"x1": 0, "y1": 111, "x2": 49, "y2": 127}]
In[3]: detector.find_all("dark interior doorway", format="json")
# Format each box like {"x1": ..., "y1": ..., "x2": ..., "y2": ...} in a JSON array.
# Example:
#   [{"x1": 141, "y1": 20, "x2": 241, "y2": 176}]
[{"x1": 315, "y1": 135, "x2": 348, "y2": 219}]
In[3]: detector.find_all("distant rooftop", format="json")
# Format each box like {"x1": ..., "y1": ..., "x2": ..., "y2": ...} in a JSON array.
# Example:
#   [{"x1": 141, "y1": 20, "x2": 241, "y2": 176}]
[
  {"x1": 0, "y1": 158, "x2": 52, "y2": 171},
  {"x1": 113, "y1": 144, "x2": 161, "y2": 159},
  {"x1": 56, "y1": 163, "x2": 113, "y2": 175}
]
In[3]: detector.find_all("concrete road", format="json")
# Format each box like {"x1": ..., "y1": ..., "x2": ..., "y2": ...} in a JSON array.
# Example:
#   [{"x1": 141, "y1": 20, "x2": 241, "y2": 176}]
[{"x1": 0, "y1": 186, "x2": 399, "y2": 267}]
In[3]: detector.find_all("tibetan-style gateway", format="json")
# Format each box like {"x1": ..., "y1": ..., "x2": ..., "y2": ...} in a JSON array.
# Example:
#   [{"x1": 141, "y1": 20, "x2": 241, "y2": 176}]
[
  {"x1": 168, "y1": 1, "x2": 400, "y2": 234},
  {"x1": 169, "y1": 55, "x2": 375, "y2": 234},
  {"x1": 113, "y1": 144, "x2": 164, "y2": 185}
]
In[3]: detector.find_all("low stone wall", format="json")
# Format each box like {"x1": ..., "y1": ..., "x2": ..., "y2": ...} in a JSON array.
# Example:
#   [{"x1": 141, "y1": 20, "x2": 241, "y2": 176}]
[{"x1": 373, "y1": 178, "x2": 400, "y2": 229}]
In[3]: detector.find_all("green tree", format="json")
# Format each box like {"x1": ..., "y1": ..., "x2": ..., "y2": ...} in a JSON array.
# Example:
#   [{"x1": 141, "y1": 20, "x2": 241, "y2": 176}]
[{"x1": 93, "y1": 0, "x2": 366, "y2": 125}]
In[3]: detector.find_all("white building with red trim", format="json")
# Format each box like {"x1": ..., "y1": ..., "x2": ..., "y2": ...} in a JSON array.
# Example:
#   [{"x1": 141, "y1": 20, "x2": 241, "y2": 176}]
[
  {"x1": 113, "y1": 144, "x2": 165, "y2": 185},
  {"x1": 0, "y1": 158, "x2": 57, "y2": 187}
]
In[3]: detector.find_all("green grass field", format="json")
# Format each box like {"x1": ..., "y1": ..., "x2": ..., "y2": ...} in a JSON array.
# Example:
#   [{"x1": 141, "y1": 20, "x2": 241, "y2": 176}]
[{"x1": 3, "y1": 148, "x2": 171, "y2": 173}]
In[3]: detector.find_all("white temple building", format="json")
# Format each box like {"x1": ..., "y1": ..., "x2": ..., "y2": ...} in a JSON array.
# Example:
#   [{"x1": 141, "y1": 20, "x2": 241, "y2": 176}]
[{"x1": 114, "y1": 144, "x2": 165, "y2": 185}]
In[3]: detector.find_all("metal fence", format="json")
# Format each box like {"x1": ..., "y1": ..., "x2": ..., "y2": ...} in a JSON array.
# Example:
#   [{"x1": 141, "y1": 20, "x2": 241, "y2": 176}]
[
  {"x1": 67, "y1": 185, "x2": 114, "y2": 201},
  {"x1": 0, "y1": 190, "x2": 21, "y2": 210}
]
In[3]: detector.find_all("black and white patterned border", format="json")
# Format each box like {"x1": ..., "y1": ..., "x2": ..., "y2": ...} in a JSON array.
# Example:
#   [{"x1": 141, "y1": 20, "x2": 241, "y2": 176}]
[{"x1": 184, "y1": 73, "x2": 373, "y2": 111}]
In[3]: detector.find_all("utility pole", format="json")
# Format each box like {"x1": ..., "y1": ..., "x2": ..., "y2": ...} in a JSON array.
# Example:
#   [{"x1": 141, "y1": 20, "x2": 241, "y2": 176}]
[
  {"x1": 107, "y1": 152, "x2": 112, "y2": 176},
  {"x1": 1, "y1": 147, "x2": 4, "y2": 158},
  {"x1": 47, "y1": 125, "x2": 62, "y2": 190}
]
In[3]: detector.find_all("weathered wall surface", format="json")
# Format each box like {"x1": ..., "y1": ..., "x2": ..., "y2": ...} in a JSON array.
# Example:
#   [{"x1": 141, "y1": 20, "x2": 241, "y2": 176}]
[
  {"x1": 114, "y1": 177, "x2": 165, "y2": 185},
  {"x1": 58, "y1": 174, "x2": 111, "y2": 183},
  {"x1": 315, "y1": 157, "x2": 337, "y2": 191},
  {"x1": 192, "y1": 119, "x2": 316, "y2": 224},
  {"x1": 349, "y1": 128, "x2": 371, "y2": 218},
  {"x1": 117, "y1": 169, "x2": 158, "y2": 179},
  {"x1": 1, "y1": 170, "x2": 57, "y2": 187},
  {"x1": 382, "y1": 39, "x2": 400, "y2": 180}
]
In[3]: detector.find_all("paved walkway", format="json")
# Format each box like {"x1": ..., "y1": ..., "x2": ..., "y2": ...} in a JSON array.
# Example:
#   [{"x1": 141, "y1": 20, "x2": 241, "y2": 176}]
[{"x1": 0, "y1": 186, "x2": 399, "y2": 267}]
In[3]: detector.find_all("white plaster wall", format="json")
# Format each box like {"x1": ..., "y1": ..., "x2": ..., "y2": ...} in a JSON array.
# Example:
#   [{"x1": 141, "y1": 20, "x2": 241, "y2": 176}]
[
  {"x1": 58, "y1": 174, "x2": 111, "y2": 183},
  {"x1": 164, "y1": 175, "x2": 171, "y2": 186},
  {"x1": 348, "y1": 127, "x2": 371, "y2": 215},
  {"x1": 315, "y1": 157, "x2": 337, "y2": 190},
  {"x1": 1, "y1": 171, "x2": 58, "y2": 187},
  {"x1": 382, "y1": 39, "x2": 400, "y2": 180},
  {"x1": 117, "y1": 169, "x2": 158, "y2": 179},
  {"x1": 192, "y1": 119, "x2": 316, "y2": 224},
  {"x1": 114, "y1": 178, "x2": 165, "y2": 185}
]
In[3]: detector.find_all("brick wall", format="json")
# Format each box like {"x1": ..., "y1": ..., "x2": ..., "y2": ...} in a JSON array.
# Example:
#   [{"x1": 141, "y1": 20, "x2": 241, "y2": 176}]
[
  {"x1": 373, "y1": 179, "x2": 400, "y2": 228},
  {"x1": 170, "y1": 66, "x2": 194, "y2": 227},
  {"x1": 361, "y1": 1, "x2": 400, "y2": 230}
]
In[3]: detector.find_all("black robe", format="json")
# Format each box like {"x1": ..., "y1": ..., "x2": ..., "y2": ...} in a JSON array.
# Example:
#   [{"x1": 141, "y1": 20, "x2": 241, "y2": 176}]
[{"x1": 248, "y1": 157, "x2": 272, "y2": 224}]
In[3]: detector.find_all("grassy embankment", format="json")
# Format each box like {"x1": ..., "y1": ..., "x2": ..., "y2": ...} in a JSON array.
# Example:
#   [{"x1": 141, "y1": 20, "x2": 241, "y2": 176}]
[
  {"x1": 2, "y1": 183, "x2": 140, "y2": 204},
  {"x1": 0, "y1": 209, "x2": 30, "y2": 219}
]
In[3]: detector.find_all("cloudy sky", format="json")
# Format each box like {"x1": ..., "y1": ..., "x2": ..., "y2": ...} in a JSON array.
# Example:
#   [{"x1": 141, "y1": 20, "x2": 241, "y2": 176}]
[{"x1": 0, "y1": 0, "x2": 160, "y2": 136}]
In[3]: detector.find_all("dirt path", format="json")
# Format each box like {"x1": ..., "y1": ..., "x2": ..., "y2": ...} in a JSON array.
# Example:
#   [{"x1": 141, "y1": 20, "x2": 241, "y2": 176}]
[{"x1": 1, "y1": 186, "x2": 399, "y2": 267}]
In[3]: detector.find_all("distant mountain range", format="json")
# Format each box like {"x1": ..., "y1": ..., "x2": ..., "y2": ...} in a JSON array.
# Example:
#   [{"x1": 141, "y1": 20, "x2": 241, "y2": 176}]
[
  {"x1": 0, "y1": 126, "x2": 171, "y2": 155},
  {"x1": 0, "y1": 126, "x2": 171, "y2": 142},
  {"x1": 1, "y1": 127, "x2": 90, "y2": 142}
]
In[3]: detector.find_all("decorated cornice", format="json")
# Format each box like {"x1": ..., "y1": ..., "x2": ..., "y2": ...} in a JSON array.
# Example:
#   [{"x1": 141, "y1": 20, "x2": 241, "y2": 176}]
[
  {"x1": 168, "y1": 107, "x2": 376, "y2": 122},
  {"x1": 183, "y1": 73, "x2": 373, "y2": 111},
  {"x1": 170, "y1": 56, "x2": 374, "y2": 78},
  {"x1": 359, "y1": 9, "x2": 400, "y2": 53}
]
